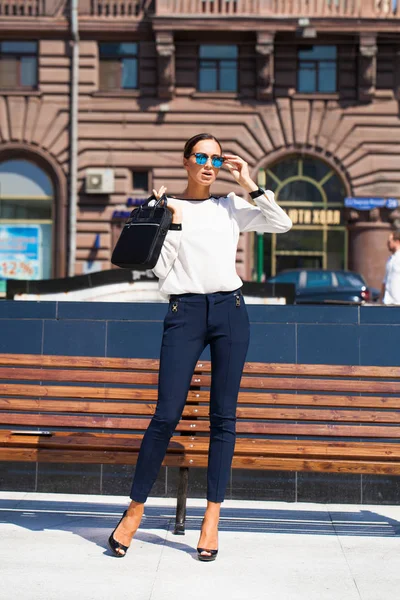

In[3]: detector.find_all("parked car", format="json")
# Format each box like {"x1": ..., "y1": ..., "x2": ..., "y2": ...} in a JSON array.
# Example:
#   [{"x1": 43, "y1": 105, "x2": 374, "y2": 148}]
[{"x1": 266, "y1": 269, "x2": 379, "y2": 304}]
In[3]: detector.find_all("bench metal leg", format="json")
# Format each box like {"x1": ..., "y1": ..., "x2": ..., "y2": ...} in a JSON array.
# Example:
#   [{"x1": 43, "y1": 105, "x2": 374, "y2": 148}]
[{"x1": 174, "y1": 467, "x2": 189, "y2": 535}]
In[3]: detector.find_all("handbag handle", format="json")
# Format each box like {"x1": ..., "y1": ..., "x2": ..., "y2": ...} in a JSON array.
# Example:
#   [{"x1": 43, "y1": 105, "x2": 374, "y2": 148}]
[
  {"x1": 133, "y1": 192, "x2": 168, "y2": 221},
  {"x1": 142, "y1": 193, "x2": 168, "y2": 208}
]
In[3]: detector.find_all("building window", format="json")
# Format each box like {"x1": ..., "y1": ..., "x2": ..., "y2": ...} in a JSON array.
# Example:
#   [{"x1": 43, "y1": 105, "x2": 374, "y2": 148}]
[
  {"x1": 257, "y1": 155, "x2": 347, "y2": 279},
  {"x1": 198, "y1": 45, "x2": 238, "y2": 92},
  {"x1": 132, "y1": 170, "x2": 150, "y2": 192},
  {"x1": 0, "y1": 159, "x2": 53, "y2": 282},
  {"x1": 297, "y1": 45, "x2": 337, "y2": 93},
  {"x1": 0, "y1": 41, "x2": 38, "y2": 90},
  {"x1": 99, "y1": 43, "x2": 138, "y2": 91}
]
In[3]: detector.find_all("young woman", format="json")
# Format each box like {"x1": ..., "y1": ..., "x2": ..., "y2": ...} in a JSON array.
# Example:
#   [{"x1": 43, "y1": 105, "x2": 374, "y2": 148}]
[{"x1": 108, "y1": 133, "x2": 292, "y2": 561}]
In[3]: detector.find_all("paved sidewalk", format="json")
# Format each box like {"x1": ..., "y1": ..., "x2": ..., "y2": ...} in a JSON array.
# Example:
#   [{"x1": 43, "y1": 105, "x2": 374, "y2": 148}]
[{"x1": 1, "y1": 492, "x2": 400, "y2": 600}]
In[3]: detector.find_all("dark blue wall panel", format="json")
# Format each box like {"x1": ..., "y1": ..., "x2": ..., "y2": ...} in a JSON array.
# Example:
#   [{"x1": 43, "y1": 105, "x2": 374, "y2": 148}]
[
  {"x1": 247, "y1": 323, "x2": 296, "y2": 363},
  {"x1": 57, "y1": 301, "x2": 167, "y2": 322},
  {"x1": 0, "y1": 319, "x2": 43, "y2": 354},
  {"x1": 249, "y1": 305, "x2": 359, "y2": 325},
  {"x1": 0, "y1": 302, "x2": 56, "y2": 320},
  {"x1": 360, "y1": 306, "x2": 400, "y2": 325},
  {"x1": 106, "y1": 321, "x2": 163, "y2": 358},
  {"x1": 359, "y1": 325, "x2": 400, "y2": 366},
  {"x1": 0, "y1": 301, "x2": 399, "y2": 367},
  {"x1": 43, "y1": 320, "x2": 107, "y2": 356},
  {"x1": 297, "y1": 324, "x2": 360, "y2": 365}
]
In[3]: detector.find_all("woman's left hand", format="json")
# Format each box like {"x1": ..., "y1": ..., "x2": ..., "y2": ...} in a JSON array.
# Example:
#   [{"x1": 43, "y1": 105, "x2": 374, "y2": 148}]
[{"x1": 223, "y1": 154, "x2": 259, "y2": 193}]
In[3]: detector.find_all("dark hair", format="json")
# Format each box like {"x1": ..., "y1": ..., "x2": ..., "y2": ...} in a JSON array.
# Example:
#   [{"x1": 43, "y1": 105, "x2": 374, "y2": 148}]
[
  {"x1": 183, "y1": 133, "x2": 222, "y2": 158},
  {"x1": 393, "y1": 230, "x2": 400, "y2": 242}
]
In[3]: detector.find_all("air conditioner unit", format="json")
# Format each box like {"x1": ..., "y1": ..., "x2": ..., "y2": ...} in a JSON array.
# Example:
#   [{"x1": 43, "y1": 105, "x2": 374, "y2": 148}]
[{"x1": 85, "y1": 168, "x2": 115, "y2": 194}]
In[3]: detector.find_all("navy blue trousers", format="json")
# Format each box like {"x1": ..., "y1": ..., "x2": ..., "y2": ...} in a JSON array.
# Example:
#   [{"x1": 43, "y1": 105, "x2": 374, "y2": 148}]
[{"x1": 130, "y1": 288, "x2": 250, "y2": 503}]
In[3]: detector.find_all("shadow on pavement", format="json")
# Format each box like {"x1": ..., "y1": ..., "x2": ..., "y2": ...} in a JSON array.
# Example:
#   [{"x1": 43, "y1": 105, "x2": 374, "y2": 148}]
[{"x1": 1, "y1": 498, "x2": 399, "y2": 557}]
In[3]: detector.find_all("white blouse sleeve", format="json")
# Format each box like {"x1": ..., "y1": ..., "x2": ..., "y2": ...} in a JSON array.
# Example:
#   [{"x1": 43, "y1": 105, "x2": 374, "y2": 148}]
[
  {"x1": 152, "y1": 230, "x2": 182, "y2": 280},
  {"x1": 228, "y1": 190, "x2": 292, "y2": 234},
  {"x1": 390, "y1": 255, "x2": 400, "y2": 304}
]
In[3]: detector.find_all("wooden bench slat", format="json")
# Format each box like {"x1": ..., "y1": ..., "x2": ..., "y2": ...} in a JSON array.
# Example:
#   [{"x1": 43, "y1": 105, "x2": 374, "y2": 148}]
[
  {"x1": 0, "y1": 354, "x2": 161, "y2": 371},
  {"x1": 186, "y1": 438, "x2": 400, "y2": 460},
  {"x1": 3, "y1": 413, "x2": 400, "y2": 438},
  {"x1": 234, "y1": 407, "x2": 400, "y2": 424},
  {"x1": 0, "y1": 384, "x2": 160, "y2": 400},
  {"x1": 3, "y1": 432, "x2": 400, "y2": 460},
  {"x1": 3, "y1": 368, "x2": 400, "y2": 394},
  {"x1": 2, "y1": 384, "x2": 400, "y2": 410},
  {"x1": 0, "y1": 399, "x2": 158, "y2": 415},
  {"x1": 238, "y1": 377, "x2": 400, "y2": 394},
  {"x1": 0, "y1": 432, "x2": 145, "y2": 449},
  {"x1": 0, "y1": 367, "x2": 159, "y2": 385},
  {"x1": 240, "y1": 393, "x2": 400, "y2": 409},
  {"x1": 235, "y1": 423, "x2": 400, "y2": 438},
  {"x1": 232, "y1": 439, "x2": 400, "y2": 459},
  {"x1": 1, "y1": 355, "x2": 399, "y2": 380},
  {"x1": 241, "y1": 363, "x2": 400, "y2": 379},
  {"x1": 194, "y1": 375, "x2": 400, "y2": 394},
  {"x1": 1, "y1": 445, "x2": 399, "y2": 475},
  {"x1": 2, "y1": 399, "x2": 400, "y2": 424},
  {"x1": 228, "y1": 456, "x2": 400, "y2": 475},
  {"x1": 0, "y1": 447, "x2": 190, "y2": 466},
  {"x1": 0, "y1": 414, "x2": 153, "y2": 429}
]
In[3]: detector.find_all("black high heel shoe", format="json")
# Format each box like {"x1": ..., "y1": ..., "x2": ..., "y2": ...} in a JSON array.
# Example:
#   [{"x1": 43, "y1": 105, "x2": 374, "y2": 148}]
[
  {"x1": 197, "y1": 519, "x2": 219, "y2": 562},
  {"x1": 108, "y1": 510, "x2": 129, "y2": 558},
  {"x1": 197, "y1": 548, "x2": 218, "y2": 562}
]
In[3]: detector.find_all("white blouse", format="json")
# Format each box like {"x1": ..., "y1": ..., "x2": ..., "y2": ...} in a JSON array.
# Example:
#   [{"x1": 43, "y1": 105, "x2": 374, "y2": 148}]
[
  {"x1": 383, "y1": 249, "x2": 400, "y2": 305},
  {"x1": 153, "y1": 190, "x2": 292, "y2": 297}
]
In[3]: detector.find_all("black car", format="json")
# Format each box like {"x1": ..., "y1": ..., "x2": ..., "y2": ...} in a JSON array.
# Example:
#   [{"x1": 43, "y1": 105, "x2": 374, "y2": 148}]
[{"x1": 267, "y1": 269, "x2": 379, "y2": 304}]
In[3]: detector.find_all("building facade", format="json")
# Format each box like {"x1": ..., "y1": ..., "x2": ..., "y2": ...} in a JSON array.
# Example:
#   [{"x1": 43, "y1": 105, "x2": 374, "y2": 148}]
[{"x1": 1, "y1": 0, "x2": 400, "y2": 289}]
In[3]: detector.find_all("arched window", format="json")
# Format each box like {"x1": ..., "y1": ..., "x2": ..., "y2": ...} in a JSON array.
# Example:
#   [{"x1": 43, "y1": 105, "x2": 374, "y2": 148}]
[
  {"x1": 257, "y1": 155, "x2": 347, "y2": 278},
  {"x1": 0, "y1": 159, "x2": 54, "y2": 282}
]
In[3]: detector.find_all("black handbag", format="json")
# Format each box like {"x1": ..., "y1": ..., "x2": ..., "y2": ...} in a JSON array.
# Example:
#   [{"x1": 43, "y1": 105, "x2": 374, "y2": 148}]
[{"x1": 111, "y1": 193, "x2": 173, "y2": 269}]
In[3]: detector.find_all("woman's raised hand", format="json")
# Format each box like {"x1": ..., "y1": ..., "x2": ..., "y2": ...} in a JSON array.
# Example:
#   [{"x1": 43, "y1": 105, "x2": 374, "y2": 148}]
[
  {"x1": 153, "y1": 185, "x2": 167, "y2": 200},
  {"x1": 223, "y1": 154, "x2": 259, "y2": 194},
  {"x1": 152, "y1": 186, "x2": 182, "y2": 224}
]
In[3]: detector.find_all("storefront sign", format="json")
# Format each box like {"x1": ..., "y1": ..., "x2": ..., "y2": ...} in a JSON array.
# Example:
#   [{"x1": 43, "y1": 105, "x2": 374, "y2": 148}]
[
  {"x1": 112, "y1": 197, "x2": 148, "y2": 220},
  {"x1": 127, "y1": 197, "x2": 147, "y2": 207},
  {"x1": 284, "y1": 208, "x2": 342, "y2": 226},
  {"x1": 82, "y1": 261, "x2": 103, "y2": 275},
  {"x1": 0, "y1": 225, "x2": 42, "y2": 280},
  {"x1": 345, "y1": 197, "x2": 398, "y2": 210}
]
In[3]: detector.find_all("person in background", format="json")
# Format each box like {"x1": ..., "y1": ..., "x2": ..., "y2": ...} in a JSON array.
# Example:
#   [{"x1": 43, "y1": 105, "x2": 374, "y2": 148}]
[
  {"x1": 382, "y1": 231, "x2": 400, "y2": 305},
  {"x1": 379, "y1": 232, "x2": 395, "y2": 302}
]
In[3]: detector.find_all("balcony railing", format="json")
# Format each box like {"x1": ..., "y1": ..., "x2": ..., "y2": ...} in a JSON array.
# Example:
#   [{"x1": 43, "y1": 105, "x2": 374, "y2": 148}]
[
  {"x1": 0, "y1": 0, "x2": 398, "y2": 18},
  {"x1": 155, "y1": 0, "x2": 400, "y2": 17},
  {"x1": 0, "y1": 0, "x2": 45, "y2": 16},
  {"x1": 88, "y1": 0, "x2": 149, "y2": 16},
  {"x1": 0, "y1": 0, "x2": 152, "y2": 18},
  {"x1": 267, "y1": 0, "x2": 399, "y2": 18},
  {"x1": 156, "y1": 0, "x2": 260, "y2": 14},
  {"x1": 0, "y1": 0, "x2": 69, "y2": 16}
]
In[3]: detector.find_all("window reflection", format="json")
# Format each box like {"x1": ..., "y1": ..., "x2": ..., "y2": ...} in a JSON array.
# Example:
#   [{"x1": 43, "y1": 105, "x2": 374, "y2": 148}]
[
  {"x1": 99, "y1": 42, "x2": 138, "y2": 90},
  {"x1": 199, "y1": 45, "x2": 238, "y2": 92},
  {"x1": 297, "y1": 45, "x2": 337, "y2": 93},
  {"x1": 259, "y1": 155, "x2": 347, "y2": 278},
  {"x1": 279, "y1": 180, "x2": 322, "y2": 203},
  {"x1": 0, "y1": 159, "x2": 53, "y2": 280},
  {"x1": 262, "y1": 156, "x2": 345, "y2": 204},
  {"x1": 0, "y1": 41, "x2": 38, "y2": 89}
]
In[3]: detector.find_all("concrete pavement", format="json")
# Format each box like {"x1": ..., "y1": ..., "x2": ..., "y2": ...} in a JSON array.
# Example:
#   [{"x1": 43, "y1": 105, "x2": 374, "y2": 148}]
[{"x1": 1, "y1": 491, "x2": 400, "y2": 600}]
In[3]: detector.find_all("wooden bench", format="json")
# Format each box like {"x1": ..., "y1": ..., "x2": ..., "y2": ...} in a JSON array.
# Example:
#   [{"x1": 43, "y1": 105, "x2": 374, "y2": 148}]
[{"x1": 1, "y1": 354, "x2": 400, "y2": 534}]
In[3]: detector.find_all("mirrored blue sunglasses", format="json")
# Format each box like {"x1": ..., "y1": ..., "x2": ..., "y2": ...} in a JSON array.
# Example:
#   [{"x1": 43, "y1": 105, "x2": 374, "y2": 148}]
[{"x1": 190, "y1": 152, "x2": 225, "y2": 169}]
